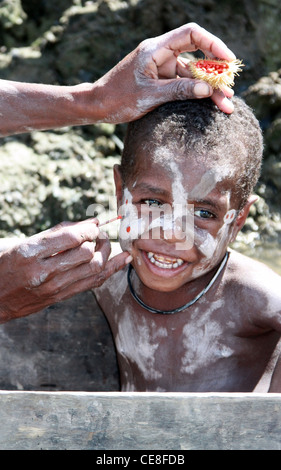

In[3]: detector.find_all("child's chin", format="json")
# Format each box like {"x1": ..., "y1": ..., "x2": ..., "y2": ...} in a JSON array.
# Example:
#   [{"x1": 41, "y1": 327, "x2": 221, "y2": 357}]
[
  {"x1": 139, "y1": 278, "x2": 181, "y2": 293},
  {"x1": 134, "y1": 266, "x2": 186, "y2": 293}
]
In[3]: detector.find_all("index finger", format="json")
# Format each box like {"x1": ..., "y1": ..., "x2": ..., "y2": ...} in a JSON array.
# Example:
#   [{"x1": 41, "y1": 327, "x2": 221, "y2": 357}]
[
  {"x1": 189, "y1": 24, "x2": 236, "y2": 60},
  {"x1": 30, "y1": 220, "x2": 100, "y2": 258},
  {"x1": 153, "y1": 23, "x2": 235, "y2": 63}
]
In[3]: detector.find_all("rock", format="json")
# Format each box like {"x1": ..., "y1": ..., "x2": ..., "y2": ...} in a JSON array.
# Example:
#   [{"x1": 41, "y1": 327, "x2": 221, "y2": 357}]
[
  {"x1": 0, "y1": 0, "x2": 281, "y2": 248},
  {"x1": 0, "y1": 129, "x2": 120, "y2": 238},
  {"x1": 265, "y1": 118, "x2": 281, "y2": 153},
  {"x1": 243, "y1": 69, "x2": 281, "y2": 126},
  {"x1": 0, "y1": 0, "x2": 27, "y2": 48}
]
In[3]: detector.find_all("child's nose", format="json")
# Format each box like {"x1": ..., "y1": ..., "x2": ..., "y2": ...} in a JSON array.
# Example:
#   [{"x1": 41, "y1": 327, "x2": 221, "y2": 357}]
[{"x1": 161, "y1": 214, "x2": 194, "y2": 248}]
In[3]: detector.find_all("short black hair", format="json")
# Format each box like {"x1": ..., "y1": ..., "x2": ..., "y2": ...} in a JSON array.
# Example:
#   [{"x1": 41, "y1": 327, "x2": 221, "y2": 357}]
[{"x1": 121, "y1": 97, "x2": 263, "y2": 209}]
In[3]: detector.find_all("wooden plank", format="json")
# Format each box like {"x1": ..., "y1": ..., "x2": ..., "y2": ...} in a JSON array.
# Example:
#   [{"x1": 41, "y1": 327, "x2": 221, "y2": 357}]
[{"x1": 0, "y1": 391, "x2": 281, "y2": 450}]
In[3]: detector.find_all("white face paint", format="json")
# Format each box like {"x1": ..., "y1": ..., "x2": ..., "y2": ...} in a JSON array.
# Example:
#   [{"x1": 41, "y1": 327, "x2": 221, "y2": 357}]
[
  {"x1": 224, "y1": 209, "x2": 236, "y2": 224},
  {"x1": 119, "y1": 187, "x2": 145, "y2": 252},
  {"x1": 118, "y1": 185, "x2": 193, "y2": 251},
  {"x1": 190, "y1": 175, "x2": 236, "y2": 275},
  {"x1": 189, "y1": 170, "x2": 218, "y2": 200},
  {"x1": 118, "y1": 148, "x2": 237, "y2": 277}
]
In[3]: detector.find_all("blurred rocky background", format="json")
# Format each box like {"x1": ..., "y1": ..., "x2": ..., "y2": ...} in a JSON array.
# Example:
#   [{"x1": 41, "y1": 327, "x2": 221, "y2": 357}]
[
  {"x1": 0, "y1": 0, "x2": 281, "y2": 260},
  {"x1": 0, "y1": 0, "x2": 281, "y2": 392}
]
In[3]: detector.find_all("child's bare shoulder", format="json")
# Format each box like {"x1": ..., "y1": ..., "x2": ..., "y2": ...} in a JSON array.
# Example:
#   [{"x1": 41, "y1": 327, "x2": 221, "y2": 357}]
[
  {"x1": 227, "y1": 249, "x2": 280, "y2": 285},
  {"x1": 226, "y1": 249, "x2": 281, "y2": 328}
]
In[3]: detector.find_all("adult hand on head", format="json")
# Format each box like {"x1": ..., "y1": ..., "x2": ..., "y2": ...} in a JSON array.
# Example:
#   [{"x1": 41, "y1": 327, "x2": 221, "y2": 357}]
[
  {"x1": 0, "y1": 23, "x2": 235, "y2": 136},
  {"x1": 96, "y1": 22, "x2": 236, "y2": 120},
  {"x1": 0, "y1": 219, "x2": 131, "y2": 323}
]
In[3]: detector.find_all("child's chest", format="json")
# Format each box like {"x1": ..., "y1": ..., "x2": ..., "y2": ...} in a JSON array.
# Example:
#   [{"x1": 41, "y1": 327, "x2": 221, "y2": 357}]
[{"x1": 106, "y1": 297, "x2": 280, "y2": 392}]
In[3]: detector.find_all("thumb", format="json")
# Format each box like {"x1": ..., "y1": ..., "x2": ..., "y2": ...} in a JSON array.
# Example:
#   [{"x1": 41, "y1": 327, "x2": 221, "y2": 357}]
[{"x1": 156, "y1": 78, "x2": 213, "y2": 102}]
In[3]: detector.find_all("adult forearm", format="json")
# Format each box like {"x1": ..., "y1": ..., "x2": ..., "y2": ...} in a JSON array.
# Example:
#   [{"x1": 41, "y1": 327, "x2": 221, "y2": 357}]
[{"x1": 0, "y1": 80, "x2": 100, "y2": 136}]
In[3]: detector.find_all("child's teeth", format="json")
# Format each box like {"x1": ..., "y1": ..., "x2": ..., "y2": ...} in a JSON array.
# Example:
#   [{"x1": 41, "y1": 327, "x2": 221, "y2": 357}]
[{"x1": 147, "y1": 252, "x2": 184, "y2": 269}]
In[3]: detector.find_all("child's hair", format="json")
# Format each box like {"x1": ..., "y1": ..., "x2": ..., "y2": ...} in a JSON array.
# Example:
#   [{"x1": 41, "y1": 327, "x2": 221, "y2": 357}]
[{"x1": 121, "y1": 97, "x2": 263, "y2": 209}]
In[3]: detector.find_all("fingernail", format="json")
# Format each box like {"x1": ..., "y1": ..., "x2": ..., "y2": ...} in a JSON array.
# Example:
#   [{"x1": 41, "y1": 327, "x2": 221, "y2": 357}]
[
  {"x1": 194, "y1": 82, "x2": 212, "y2": 97},
  {"x1": 227, "y1": 50, "x2": 236, "y2": 61},
  {"x1": 125, "y1": 255, "x2": 133, "y2": 264}
]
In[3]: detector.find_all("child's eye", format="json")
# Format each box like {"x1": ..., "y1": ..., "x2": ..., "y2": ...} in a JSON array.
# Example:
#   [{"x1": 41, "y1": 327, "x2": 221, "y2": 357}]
[
  {"x1": 194, "y1": 209, "x2": 215, "y2": 219},
  {"x1": 143, "y1": 199, "x2": 163, "y2": 208}
]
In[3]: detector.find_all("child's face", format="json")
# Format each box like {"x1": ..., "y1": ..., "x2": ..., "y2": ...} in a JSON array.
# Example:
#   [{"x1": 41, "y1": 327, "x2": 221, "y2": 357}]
[{"x1": 114, "y1": 146, "x2": 253, "y2": 293}]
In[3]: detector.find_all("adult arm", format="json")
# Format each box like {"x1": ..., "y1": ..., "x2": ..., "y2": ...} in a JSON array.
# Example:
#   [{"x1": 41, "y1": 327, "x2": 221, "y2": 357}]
[
  {"x1": 0, "y1": 220, "x2": 131, "y2": 324},
  {"x1": 0, "y1": 23, "x2": 235, "y2": 136}
]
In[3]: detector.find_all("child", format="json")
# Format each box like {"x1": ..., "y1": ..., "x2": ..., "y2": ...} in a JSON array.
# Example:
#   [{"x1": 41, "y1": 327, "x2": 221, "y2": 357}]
[{"x1": 94, "y1": 97, "x2": 281, "y2": 393}]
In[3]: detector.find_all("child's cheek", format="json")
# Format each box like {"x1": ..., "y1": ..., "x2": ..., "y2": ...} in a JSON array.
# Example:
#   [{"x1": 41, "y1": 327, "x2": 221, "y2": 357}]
[
  {"x1": 118, "y1": 187, "x2": 146, "y2": 252},
  {"x1": 192, "y1": 215, "x2": 234, "y2": 277},
  {"x1": 119, "y1": 216, "x2": 146, "y2": 246},
  {"x1": 194, "y1": 229, "x2": 218, "y2": 259}
]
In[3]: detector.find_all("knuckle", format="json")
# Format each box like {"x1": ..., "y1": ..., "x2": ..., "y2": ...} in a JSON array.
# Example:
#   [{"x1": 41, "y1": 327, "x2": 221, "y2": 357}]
[
  {"x1": 25, "y1": 267, "x2": 49, "y2": 289},
  {"x1": 137, "y1": 37, "x2": 157, "y2": 56},
  {"x1": 80, "y1": 241, "x2": 95, "y2": 260},
  {"x1": 89, "y1": 257, "x2": 103, "y2": 275},
  {"x1": 170, "y1": 79, "x2": 192, "y2": 100},
  {"x1": 93, "y1": 271, "x2": 107, "y2": 288},
  {"x1": 188, "y1": 22, "x2": 200, "y2": 30},
  {"x1": 38, "y1": 279, "x2": 59, "y2": 297},
  {"x1": 16, "y1": 242, "x2": 38, "y2": 260},
  {"x1": 137, "y1": 38, "x2": 150, "y2": 52}
]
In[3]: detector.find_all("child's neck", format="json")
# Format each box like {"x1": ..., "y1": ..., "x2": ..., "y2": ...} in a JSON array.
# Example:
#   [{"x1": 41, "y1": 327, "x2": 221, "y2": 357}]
[{"x1": 128, "y1": 252, "x2": 229, "y2": 315}]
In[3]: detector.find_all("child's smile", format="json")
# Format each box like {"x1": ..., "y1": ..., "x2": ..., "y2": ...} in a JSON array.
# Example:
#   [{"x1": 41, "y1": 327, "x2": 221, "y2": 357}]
[
  {"x1": 140, "y1": 245, "x2": 188, "y2": 280},
  {"x1": 147, "y1": 251, "x2": 184, "y2": 269}
]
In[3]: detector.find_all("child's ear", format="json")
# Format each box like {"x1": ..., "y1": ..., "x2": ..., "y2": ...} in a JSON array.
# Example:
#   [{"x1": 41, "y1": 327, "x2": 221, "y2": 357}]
[
  {"x1": 113, "y1": 164, "x2": 123, "y2": 208},
  {"x1": 230, "y1": 195, "x2": 259, "y2": 242}
]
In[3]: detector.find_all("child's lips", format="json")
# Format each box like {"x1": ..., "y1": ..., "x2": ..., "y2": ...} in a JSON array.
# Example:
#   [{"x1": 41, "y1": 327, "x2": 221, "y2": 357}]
[
  {"x1": 140, "y1": 250, "x2": 188, "y2": 276},
  {"x1": 147, "y1": 251, "x2": 184, "y2": 269}
]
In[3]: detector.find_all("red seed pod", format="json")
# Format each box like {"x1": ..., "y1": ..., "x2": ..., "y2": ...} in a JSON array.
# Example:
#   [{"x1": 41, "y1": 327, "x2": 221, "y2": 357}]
[{"x1": 189, "y1": 58, "x2": 244, "y2": 90}]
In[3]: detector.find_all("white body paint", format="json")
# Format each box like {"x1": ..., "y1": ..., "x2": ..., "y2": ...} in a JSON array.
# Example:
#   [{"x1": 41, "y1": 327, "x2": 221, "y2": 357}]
[
  {"x1": 180, "y1": 299, "x2": 234, "y2": 374},
  {"x1": 17, "y1": 241, "x2": 42, "y2": 258},
  {"x1": 115, "y1": 307, "x2": 167, "y2": 387}
]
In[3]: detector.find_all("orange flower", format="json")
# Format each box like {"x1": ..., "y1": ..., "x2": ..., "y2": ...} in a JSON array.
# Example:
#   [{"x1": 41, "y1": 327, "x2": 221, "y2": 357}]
[{"x1": 189, "y1": 58, "x2": 244, "y2": 90}]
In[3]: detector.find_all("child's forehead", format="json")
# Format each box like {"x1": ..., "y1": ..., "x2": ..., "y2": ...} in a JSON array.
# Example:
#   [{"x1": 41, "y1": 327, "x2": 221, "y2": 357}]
[{"x1": 133, "y1": 144, "x2": 237, "y2": 189}]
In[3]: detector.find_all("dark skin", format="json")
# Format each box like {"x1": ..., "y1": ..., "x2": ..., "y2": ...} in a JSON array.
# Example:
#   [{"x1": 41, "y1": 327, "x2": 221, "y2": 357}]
[
  {"x1": 0, "y1": 22, "x2": 235, "y2": 323},
  {"x1": 95, "y1": 254, "x2": 280, "y2": 392},
  {"x1": 94, "y1": 150, "x2": 281, "y2": 392}
]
